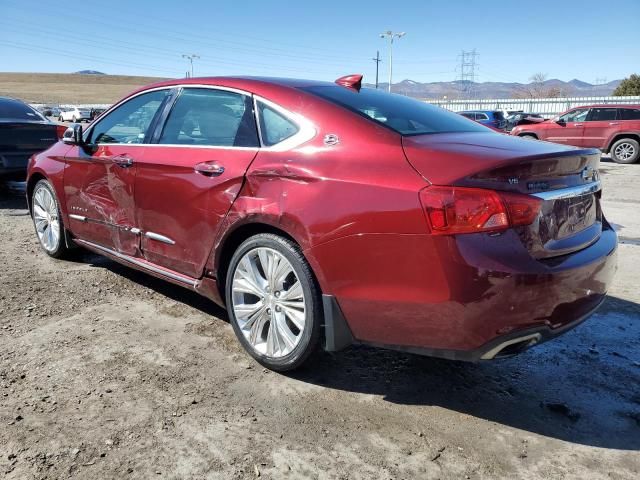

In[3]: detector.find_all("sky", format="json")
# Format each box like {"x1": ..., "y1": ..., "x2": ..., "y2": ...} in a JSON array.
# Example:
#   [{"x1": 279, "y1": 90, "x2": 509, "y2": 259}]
[{"x1": 1, "y1": 0, "x2": 639, "y2": 85}]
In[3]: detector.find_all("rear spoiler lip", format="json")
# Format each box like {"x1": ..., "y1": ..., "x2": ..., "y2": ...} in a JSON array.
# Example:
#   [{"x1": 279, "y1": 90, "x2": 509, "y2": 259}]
[{"x1": 532, "y1": 180, "x2": 601, "y2": 201}]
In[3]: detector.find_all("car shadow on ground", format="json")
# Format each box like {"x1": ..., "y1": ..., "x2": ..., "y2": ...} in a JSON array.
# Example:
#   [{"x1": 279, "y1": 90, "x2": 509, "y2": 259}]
[
  {"x1": 86, "y1": 253, "x2": 640, "y2": 452},
  {"x1": 3, "y1": 180, "x2": 639, "y2": 451}
]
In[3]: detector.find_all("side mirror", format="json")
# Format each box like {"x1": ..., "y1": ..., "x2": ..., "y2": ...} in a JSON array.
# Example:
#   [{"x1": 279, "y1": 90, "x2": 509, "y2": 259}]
[
  {"x1": 555, "y1": 118, "x2": 565, "y2": 125},
  {"x1": 62, "y1": 124, "x2": 84, "y2": 145}
]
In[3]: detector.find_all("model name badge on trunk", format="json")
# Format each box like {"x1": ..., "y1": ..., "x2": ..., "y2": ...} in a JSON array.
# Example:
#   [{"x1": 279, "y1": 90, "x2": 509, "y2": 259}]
[{"x1": 527, "y1": 181, "x2": 549, "y2": 191}]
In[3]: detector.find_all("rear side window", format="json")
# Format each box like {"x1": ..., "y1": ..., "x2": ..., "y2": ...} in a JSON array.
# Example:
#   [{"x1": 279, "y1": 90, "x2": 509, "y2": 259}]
[
  {"x1": 0, "y1": 98, "x2": 43, "y2": 121},
  {"x1": 476, "y1": 113, "x2": 489, "y2": 120},
  {"x1": 460, "y1": 113, "x2": 475, "y2": 120},
  {"x1": 492, "y1": 111, "x2": 505, "y2": 120},
  {"x1": 589, "y1": 108, "x2": 618, "y2": 121},
  {"x1": 302, "y1": 86, "x2": 486, "y2": 135},
  {"x1": 89, "y1": 89, "x2": 169, "y2": 144},
  {"x1": 619, "y1": 108, "x2": 640, "y2": 120},
  {"x1": 257, "y1": 102, "x2": 299, "y2": 147},
  {"x1": 159, "y1": 88, "x2": 258, "y2": 147}
]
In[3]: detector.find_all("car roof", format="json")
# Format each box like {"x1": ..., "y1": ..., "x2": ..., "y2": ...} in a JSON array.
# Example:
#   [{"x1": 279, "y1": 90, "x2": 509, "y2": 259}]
[{"x1": 129, "y1": 76, "x2": 334, "y2": 98}]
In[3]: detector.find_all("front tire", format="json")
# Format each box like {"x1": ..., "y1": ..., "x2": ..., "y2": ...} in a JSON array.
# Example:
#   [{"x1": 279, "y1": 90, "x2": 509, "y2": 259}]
[
  {"x1": 225, "y1": 233, "x2": 322, "y2": 371},
  {"x1": 519, "y1": 134, "x2": 538, "y2": 140},
  {"x1": 31, "y1": 179, "x2": 69, "y2": 259},
  {"x1": 72, "y1": 116, "x2": 77, "y2": 123},
  {"x1": 610, "y1": 138, "x2": 639, "y2": 164}
]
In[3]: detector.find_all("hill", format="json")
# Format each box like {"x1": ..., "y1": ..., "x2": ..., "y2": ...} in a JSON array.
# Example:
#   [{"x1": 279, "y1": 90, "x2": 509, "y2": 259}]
[
  {"x1": 0, "y1": 72, "x2": 170, "y2": 104},
  {"x1": 370, "y1": 78, "x2": 622, "y2": 99}
]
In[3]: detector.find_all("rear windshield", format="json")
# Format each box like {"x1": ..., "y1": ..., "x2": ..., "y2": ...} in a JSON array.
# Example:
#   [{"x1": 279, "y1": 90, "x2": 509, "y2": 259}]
[
  {"x1": 301, "y1": 86, "x2": 486, "y2": 136},
  {"x1": 0, "y1": 98, "x2": 44, "y2": 121}
]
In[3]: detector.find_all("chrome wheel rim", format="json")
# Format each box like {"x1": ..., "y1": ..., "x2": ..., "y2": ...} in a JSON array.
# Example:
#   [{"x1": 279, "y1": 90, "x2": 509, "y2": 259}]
[
  {"x1": 33, "y1": 185, "x2": 60, "y2": 252},
  {"x1": 614, "y1": 143, "x2": 635, "y2": 161},
  {"x1": 231, "y1": 247, "x2": 306, "y2": 358}
]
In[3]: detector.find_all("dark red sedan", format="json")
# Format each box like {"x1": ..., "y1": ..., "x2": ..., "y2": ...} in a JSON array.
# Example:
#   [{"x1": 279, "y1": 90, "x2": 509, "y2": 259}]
[{"x1": 26, "y1": 75, "x2": 617, "y2": 371}]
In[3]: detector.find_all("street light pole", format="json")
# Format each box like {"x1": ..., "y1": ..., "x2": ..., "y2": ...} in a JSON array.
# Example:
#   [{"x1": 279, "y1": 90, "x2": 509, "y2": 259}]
[
  {"x1": 379, "y1": 31, "x2": 405, "y2": 93},
  {"x1": 182, "y1": 54, "x2": 200, "y2": 78}
]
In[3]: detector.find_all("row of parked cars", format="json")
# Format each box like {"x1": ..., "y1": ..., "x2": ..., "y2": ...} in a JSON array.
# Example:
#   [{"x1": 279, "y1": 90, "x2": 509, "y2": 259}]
[
  {"x1": 36, "y1": 105, "x2": 106, "y2": 122},
  {"x1": 458, "y1": 105, "x2": 640, "y2": 163}
]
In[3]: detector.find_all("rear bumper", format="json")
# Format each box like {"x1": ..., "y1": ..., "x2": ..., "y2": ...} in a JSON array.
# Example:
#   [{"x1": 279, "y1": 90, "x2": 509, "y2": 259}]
[
  {"x1": 310, "y1": 222, "x2": 618, "y2": 358},
  {"x1": 361, "y1": 296, "x2": 605, "y2": 361}
]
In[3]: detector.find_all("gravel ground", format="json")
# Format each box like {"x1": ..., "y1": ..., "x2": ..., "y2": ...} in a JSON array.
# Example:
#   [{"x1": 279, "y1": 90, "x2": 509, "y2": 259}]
[{"x1": 1, "y1": 159, "x2": 639, "y2": 479}]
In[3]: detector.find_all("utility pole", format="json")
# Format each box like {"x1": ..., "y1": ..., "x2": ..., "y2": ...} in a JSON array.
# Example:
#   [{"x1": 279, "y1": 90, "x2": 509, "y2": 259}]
[
  {"x1": 380, "y1": 31, "x2": 405, "y2": 93},
  {"x1": 182, "y1": 54, "x2": 200, "y2": 78},
  {"x1": 372, "y1": 51, "x2": 382, "y2": 89},
  {"x1": 458, "y1": 49, "x2": 478, "y2": 98}
]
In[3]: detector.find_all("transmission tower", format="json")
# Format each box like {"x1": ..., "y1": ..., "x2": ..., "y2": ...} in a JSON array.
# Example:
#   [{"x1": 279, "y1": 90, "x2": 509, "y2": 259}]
[{"x1": 458, "y1": 49, "x2": 479, "y2": 98}]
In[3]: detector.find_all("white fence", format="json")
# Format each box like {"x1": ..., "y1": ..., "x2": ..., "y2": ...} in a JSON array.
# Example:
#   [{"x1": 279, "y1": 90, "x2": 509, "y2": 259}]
[{"x1": 427, "y1": 96, "x2": 640, "y2": 118}]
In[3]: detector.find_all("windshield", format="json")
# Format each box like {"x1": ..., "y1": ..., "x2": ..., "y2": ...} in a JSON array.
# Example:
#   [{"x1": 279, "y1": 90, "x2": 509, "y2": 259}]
[{"x1": 301, "y1": 86, "x2": 487, "y2": 136}]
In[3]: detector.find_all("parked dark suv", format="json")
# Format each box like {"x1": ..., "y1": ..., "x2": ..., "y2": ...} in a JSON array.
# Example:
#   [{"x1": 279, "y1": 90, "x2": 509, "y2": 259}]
[
  {"x1": 459, "y1": 110, "x2": 506, "y2": 130},
  {"x1": 511, "y1": 105, "x2": 640, "y2": 164}
]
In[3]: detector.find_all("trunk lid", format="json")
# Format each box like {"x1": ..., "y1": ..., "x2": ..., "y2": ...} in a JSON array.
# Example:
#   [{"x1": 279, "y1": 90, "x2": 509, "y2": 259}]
[
  {"x1": 0, "y1": 121, "x2": 58, "y2": 169},
  {"x1": 403, "y1": 132, "x2": 603, "y2": 258}
]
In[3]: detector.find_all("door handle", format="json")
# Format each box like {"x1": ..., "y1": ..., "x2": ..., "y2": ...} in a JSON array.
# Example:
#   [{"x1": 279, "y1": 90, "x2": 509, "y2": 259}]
[
  {"x1": 194, "y1": 161, "x2": 225, "y2": 177},
  {"x1": 573, "y1": 124, "x2": 583, "y2": 127},
  {"x1": 609, "y1": 122, "x2": 620, "y2": 126},
  {"x1": 109, "y1": 154, "x2": 134, "y2": 167}
]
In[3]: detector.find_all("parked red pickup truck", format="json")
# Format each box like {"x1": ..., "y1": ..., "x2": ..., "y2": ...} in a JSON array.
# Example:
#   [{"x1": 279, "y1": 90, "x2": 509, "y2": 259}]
[{"x1": 511, "y1": 104, "x2": 640, "y2": 164}]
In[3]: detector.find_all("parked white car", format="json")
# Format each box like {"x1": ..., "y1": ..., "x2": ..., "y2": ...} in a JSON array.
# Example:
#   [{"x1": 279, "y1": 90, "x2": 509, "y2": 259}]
[{"x1": 58, "y1": 107, "x2": 91, "y2": 123}]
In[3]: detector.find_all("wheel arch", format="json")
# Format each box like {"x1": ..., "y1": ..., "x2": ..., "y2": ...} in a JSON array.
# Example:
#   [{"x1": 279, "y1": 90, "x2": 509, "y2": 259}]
[
  {"x1": 518, "y1": 132, "x2": 539, "y2": 139},
  {"x1": 26, "y1": 172, "x2": 47, "y2": 214},
  {"x1": 214, "y1": 220, "x2": 323, "y2": 299},
  {"x1": 605, "y1": 132, "x2": 640, "y2": 153}
]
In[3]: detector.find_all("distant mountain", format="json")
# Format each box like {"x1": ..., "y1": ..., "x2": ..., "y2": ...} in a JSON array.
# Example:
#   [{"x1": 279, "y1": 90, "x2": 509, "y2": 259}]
[
  {"x1": 366, "y1": 78, "x2": 622, "y2": 99},
  {"x1": 73, "y1": 70, "x2": 106, "y2": 75}
]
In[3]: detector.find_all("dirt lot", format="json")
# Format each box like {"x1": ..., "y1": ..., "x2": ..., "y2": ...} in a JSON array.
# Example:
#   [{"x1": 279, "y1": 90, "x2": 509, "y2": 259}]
[{"x1": 1, "y1": 159, "x2": 639, "y2": 479}]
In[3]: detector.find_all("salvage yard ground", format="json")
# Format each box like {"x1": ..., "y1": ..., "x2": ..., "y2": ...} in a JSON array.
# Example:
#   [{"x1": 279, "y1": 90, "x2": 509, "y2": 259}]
[{"x1": 0, "y1": 159, "x2": 639, "y2": 479}]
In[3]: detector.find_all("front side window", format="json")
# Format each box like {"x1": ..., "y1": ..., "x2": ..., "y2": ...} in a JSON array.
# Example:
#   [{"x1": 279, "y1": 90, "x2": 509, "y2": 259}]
[
  {"x1": 302, "y1": 86, "x2": 487, "y2": 135},
  {"x1": 558, "y1": 108, "x2": 589, "y2": 123},
  {"x1": 588, "y1": 108, "x2": 617, "y2": 121},
  {"x1": 87, "y1": 89, "x2": 169, "y2": 144},
  {"x1": 159, "y1": 88, "x2": 259, "y2": 147},
  {"x1": 257, "y1": 102, "x2": 299, "y2": 147}
]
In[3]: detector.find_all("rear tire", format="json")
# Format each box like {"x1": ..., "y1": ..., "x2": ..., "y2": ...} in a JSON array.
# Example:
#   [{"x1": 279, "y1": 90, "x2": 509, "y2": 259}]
[
  {"x1": 610, "y1": 138, "x2": 639, "y2": 164},
  {"x1": 225, "y1": 233, "x2": 322, "y2": 372},
  {"x1": 31, "y1": 179, "x2": 69, "y2": 259}
]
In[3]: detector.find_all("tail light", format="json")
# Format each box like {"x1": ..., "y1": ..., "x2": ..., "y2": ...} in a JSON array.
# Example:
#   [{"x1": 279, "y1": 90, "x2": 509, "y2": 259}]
[
  {"x1": 419, "y1": 186, "x2": 542, "y2": 235},
  {"x1": 55, "y1": 124, "x2": 67, "y2": 140}
]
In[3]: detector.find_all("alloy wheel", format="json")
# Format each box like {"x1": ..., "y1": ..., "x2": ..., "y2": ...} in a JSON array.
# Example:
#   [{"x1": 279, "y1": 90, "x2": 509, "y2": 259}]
[
  {"x1": 614, "y1": 142, "x2": 636, "y2": 162},
  {"x1": 32, "y1": 185, "x2": 61, "y2": 252},
  {"x1": 231, "y1": 247, "x2": 306, "y2": 358}
]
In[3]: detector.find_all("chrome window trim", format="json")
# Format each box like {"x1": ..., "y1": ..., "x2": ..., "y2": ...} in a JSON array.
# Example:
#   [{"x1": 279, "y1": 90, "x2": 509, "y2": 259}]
[
  {"x1": 253, "y1": 95, "x2": 317, "y2": 152},
  {"x1": 532, "y1": 181, "x2": 601, "y2": 201},
  {"x1": 84, "y1": 85, "x2": 174, "y2": 144},
  {"x1": 88, "y1": 83, "x2": 316, "y2": 152}
]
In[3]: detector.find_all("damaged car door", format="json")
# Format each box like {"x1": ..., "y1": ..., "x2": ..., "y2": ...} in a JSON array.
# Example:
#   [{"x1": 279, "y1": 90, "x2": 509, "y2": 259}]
[{"x1": 62, "y1": 89, "x2": 170, "y2": 255}]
